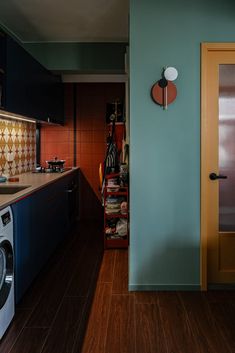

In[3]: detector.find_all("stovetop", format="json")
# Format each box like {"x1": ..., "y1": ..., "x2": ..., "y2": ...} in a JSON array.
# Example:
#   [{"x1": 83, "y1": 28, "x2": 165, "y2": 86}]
[{"x1": 32, "y1": 167, "x2": 71, "y2": 174}]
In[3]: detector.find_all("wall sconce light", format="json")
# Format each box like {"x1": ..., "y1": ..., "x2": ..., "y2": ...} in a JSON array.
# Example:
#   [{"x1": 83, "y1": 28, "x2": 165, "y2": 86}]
[{"x1": 151, "y1": 66, "x2": 178, "y2": 109}]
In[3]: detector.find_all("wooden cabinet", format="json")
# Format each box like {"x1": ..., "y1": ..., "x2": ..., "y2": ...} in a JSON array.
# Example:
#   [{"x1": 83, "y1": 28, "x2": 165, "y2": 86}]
[
  {"x1": 4, "y1": 34, "x2": 64, "y2": 123},
  {"x1": 104, "y1": 174, "x2": 129, "y2": 249},
  {"x1": 12, "y1": 170, "x2": 79, "y2": 303}
]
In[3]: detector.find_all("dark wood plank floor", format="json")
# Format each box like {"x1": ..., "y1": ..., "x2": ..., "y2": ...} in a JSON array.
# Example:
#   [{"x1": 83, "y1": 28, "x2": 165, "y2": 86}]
[
  {"x1": 82, "y1": 250, "x2": 235, "y2": 353},
  {"x1": 0, "y1": 221, "x2": 103, "y2": 353},
  {"x1": 2, "y1": 236, "x2": 235, "y2": 353}
]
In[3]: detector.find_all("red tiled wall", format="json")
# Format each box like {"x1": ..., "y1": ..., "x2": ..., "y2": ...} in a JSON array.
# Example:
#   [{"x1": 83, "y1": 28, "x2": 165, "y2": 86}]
[
  {"x1": 40, "y1": 84, "x2": 74, "y2": 168},
  {"x1": 41, "y1": 82, "x2": 125, "y2": 218},
  {"x1": 75, "y1": 83, "x2": 125, "y2": 198}
]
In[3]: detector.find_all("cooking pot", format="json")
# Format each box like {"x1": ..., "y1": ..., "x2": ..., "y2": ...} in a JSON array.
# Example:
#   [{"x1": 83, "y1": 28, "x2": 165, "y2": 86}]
[{"x1": 46, "y1": 157, "x2": 65, "y2": 166}]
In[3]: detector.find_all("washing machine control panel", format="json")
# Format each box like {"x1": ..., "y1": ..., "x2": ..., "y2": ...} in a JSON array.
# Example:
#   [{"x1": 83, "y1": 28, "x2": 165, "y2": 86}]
[
  {"x1": 0, "y1": 207, "x2": 13, "y2": 233},
  {"x1": 1, "y1": 211, "x2": 11, "y2": 226}
]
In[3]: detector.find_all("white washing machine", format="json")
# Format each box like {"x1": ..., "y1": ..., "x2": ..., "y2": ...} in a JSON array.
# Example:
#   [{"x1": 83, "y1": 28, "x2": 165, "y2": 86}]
[{"x1": 0, "y1": 206, "x2": 14, "y2": 339}]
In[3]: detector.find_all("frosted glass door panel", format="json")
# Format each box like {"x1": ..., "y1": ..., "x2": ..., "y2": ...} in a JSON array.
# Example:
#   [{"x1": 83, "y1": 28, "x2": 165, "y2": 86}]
[{"x1": 219, "y1": 65, "x2": 235, "y2": 231}]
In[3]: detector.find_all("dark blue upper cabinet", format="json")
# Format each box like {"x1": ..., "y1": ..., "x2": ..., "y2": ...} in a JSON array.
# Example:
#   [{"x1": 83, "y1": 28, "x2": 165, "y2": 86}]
[
  {"x1": 0, "y1": 30, "x2": 6, "y2": 109},
  {"x1": 45, "y1": 71, "x2": 64, "y2": 124},
  {"x1": 5, "y1": 35, "x2": 64, "y2": 124}
]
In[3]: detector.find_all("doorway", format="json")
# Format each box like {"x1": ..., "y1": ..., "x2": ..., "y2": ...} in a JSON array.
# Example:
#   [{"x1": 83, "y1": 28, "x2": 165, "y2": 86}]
[{"x1": 201, "y1": 43, "x2": 235, "y2": 289}]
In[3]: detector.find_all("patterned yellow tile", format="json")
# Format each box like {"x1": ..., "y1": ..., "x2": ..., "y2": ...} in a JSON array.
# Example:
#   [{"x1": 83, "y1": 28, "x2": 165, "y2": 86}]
[{"x1": 0, "y1": 119, "x2": 36, "y2": 176}]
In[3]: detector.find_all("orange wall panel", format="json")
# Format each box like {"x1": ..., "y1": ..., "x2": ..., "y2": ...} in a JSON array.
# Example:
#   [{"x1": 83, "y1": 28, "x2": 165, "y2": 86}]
[{"x1": 41, "y1": 82, "x2": 125, "y2": 219}]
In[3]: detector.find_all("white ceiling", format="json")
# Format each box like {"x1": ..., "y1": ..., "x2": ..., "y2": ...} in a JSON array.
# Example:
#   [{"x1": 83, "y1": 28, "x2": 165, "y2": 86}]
[{"x1": 0, "y1": 0, "x2": 128, "y2": 43}]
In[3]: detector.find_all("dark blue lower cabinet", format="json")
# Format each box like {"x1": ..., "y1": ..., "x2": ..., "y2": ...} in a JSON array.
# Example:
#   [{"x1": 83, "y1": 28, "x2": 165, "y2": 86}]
[
  {"x1": 12, "y1": 197, "x2": 34, "y2": 303},
  {"x1": 12, "y1": 172, "x2": 78, "y2": 303}
]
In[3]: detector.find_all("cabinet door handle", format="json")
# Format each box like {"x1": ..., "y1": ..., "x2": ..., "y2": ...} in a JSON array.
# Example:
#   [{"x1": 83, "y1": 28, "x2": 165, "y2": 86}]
[{"x1": 67, "y1": 186, "x2": 78, "y2": 193}]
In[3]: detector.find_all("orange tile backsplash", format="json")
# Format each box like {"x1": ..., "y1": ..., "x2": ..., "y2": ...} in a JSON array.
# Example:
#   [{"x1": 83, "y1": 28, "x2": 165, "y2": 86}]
[{"x1": 0, "y1": 118, "x2": 36, "y2": 176}]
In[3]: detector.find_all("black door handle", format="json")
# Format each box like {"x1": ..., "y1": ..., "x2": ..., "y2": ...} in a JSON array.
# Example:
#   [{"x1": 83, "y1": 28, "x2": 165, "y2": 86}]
[{"x1": 209, "y1": 173, "x2": 228, "y2": 180}]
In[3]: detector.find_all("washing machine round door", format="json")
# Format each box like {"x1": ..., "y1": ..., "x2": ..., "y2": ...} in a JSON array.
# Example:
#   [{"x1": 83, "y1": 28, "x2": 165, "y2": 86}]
[{"x1": 0, "y1": 239, "x2": 13, "y2": 310}]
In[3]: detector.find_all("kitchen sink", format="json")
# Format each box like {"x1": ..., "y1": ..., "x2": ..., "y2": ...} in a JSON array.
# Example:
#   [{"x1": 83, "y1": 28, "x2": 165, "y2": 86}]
[{"x1": 0, "y1": 185, "x2": 31, "y2": 194}]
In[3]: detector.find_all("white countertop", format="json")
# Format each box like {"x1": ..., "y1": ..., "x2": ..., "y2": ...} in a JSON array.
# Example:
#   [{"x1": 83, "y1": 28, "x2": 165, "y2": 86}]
[{"x1": 0, "y1": 167, "x2": 79, "y2": 210}]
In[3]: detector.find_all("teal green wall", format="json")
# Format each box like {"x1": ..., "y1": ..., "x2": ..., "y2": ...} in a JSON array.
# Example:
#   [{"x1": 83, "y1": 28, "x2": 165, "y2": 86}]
[
  {"x1": 129, "y1": 0, "x2": 235, "y2": 290},
  {"x1": 23, "y1": 42, "x2": 126, "y2": 72}
]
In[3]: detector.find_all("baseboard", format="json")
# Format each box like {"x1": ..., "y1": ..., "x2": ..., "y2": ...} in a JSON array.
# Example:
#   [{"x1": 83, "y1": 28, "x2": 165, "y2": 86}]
[
  {"x1": 128, "y1": 284, "x2": 201, "y2": 291},
  {"x1": 208, "y1": 283, "x2": 235, "y2": 290}
]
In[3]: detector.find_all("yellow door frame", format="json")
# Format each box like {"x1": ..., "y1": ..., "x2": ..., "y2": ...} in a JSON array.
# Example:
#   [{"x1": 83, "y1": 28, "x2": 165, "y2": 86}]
[{"x1": 201, "y1": 42, "x2": 235, "y2": 290}]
